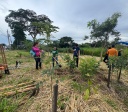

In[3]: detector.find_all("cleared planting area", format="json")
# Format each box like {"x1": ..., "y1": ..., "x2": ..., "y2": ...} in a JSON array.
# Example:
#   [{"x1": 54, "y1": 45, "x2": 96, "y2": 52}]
[{"x1": 0, "y1": 50, "x2": 128, "y2": 112}]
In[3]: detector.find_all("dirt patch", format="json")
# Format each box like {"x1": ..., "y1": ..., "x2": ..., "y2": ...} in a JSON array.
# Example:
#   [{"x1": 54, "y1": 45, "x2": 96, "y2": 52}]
[{"x1": 54, "y1": 67, "x2": 80, "y2": 76}]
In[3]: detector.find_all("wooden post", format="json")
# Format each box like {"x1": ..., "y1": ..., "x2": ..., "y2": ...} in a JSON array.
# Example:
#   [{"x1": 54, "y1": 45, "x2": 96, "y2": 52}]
[
  {"x1": 0, "y1": 44, "x2": 10, "y2": 74},
  {"x1": 117, "y1": 66, "x2": 122, "y2": 82},
  {"x1": 52, "y1": 84, "x2": 58, "y2": 112}
]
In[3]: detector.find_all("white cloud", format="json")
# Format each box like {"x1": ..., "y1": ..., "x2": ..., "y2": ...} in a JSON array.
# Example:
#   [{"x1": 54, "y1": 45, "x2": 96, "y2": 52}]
[{"x1": 0, "y1": 0, "x2": 128, "y2": 45}]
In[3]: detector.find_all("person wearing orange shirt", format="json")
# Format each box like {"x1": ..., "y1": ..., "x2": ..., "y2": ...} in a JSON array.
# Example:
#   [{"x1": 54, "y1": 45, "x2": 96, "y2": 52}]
[
  {"x1": 107, "y1": 45, "x2": 118, "y2": 68},
  {"x1": 107, "y1": 45, "x2": 118, "y2": 56}
]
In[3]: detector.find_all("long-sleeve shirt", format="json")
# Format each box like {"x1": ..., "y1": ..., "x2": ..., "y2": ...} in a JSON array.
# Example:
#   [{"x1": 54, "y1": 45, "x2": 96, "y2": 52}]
[{"x1": 32, "y1": 46, "x2": 41, "y2": 57}]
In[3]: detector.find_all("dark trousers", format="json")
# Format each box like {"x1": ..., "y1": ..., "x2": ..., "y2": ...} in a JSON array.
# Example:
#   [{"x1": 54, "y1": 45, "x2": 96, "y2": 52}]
[
  {"x1": 34, "y1": 57, "x2": 41, "y2": 69},
  {"x1": 103, "y1": 54, "x2": 108, "y2": 63},
  {"x1": 73, "y1": 55, "x2": 79, "y2": 67},
  {"x1": 52, "y1": 57, "x2": 58, "y2": 67}
]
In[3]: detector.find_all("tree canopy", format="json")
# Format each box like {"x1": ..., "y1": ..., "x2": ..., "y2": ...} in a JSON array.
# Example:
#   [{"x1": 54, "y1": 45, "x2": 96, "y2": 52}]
[
  {"x1": 5, "y1": 8, "x2": 59, "y2": 42},
  {"x1": 87, "y1": 12, "x2": 121, "y2": 60},
  {"x1": 87, "y1": 13, "x2": 121, "y2": 47},
  {"x1": 59, "y1": 36, "x2": 74, "y2": 48},
  {"x1": 12, "y1": 25, "x2": 26, "y2": 47}
]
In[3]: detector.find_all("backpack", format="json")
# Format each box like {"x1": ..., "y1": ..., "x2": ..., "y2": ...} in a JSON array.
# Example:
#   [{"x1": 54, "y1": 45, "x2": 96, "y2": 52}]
[{"x1": 30, "y1": 50, "x2": 36, "y2": 57}]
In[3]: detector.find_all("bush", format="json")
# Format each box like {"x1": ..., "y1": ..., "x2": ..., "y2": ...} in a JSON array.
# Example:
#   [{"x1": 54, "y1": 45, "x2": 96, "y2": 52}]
[
  {"x1": 80, "y1": 48, "x2": 104, "y2": 57},
  {"x1": 0, "y1": 98, "x2": 18, "y2": 112},
  {"x1": 63, "y1": 54, "x2": 76, "y2": 71},
  {"x1": 41, "y1": 47, "x2": 106, "y2": 57},
  {"x1": 58, "y1": 48, "x2": 72, "y2": 53},
  {"x1": 39, "y1": 47, "x2": 72, "y2": 53},
  {"x1": 58, "y1": 48, "x2": 67, "y2": 53},
  {"x1": 79, "y1": 57, "x2": 99, "y2": 79}
]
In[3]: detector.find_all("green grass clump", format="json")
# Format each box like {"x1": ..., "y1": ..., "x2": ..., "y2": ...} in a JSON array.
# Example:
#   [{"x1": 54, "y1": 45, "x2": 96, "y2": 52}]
[
  {"x1": 0, "y1": 98, "x2": 18, "y2": 112},
  {"x1": 105, "y1": 99, "x2": 118, "y2": 110}
]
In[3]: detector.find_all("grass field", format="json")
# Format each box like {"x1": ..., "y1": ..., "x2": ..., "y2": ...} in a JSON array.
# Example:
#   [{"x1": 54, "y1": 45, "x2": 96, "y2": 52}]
[{"x1": 0, "y1": 50, "x2": 128, "y2": 112}]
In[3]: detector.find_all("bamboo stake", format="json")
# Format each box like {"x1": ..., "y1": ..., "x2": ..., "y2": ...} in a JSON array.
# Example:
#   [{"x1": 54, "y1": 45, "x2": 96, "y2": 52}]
[
  {"x1": 0, "y1": 81, "x2": 35, "y2": 91},
  {"x1": 52, "y1": 84, "x2": 58, "y2": 112},
  {"x1": 0, "y1": 86, "x2": 36, "y2": 97},
  {"x1": 0, "y1": 84, "x2": 36, "y2": 94}
]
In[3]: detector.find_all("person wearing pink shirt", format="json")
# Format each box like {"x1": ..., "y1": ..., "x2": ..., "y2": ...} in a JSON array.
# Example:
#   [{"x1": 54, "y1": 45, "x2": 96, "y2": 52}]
[{"x1": 32, "y1": 42, "x2": 42, "y2": 69}]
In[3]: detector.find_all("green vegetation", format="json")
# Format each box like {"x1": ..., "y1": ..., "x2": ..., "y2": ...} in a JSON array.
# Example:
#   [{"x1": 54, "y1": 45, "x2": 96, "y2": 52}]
[
  {"x1": 0, "y1": 49, "x2": 128, "y2": 111},
  {"x1": 71, "y1": 81, "x2": 85, "y2": 93},
  {"x1": 0, "y1": 5, "x2": 128, "y2": 112},
  {"x1": 124, "y1": 98, "x2": 128, "y2": 107},
  {"x1": 57, "y1": 95, "x2": 69, "y2": 110},
  {"x1": 79, "y1": 57, "x2": 99, "y2": 79},
  {"x1": 105, "y1": 99, "x2": 118, "y2": 110},
  {"x1": 80, "y1": 47, "x2": 102, "y2": 56},
  {"x1": 63, "y1": 54, "x2": 76, "y2": 72},
  {"x1": 0, "y1": 98, "x2": 18, "y2": 112}
]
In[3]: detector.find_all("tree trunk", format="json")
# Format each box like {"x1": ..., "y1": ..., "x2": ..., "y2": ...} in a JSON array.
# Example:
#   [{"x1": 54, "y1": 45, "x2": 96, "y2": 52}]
[
  {"x1": 100, "y1": 47, "x2": 104, "y2": 61},
  {"x1": 100, "y1": 34, "x2": 109, "y2": 61},
  {"x1": 33, "y1": 35, "x2": 36, "y2": 42},
  {"x1": 117, "y1": 66, "x2": 122, "y2": 82},
  {"x1": 30, "y1": 33, "x2": 37, "y2": 42}
]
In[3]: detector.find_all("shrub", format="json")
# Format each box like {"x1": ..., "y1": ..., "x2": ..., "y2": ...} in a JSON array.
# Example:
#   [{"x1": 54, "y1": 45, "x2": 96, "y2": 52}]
[
  {"x1": 63, "y1": 54, "x2": 76, "y2": 72},
  {"x1": 80, "y1": 48, "x2": 103, "y2": 56},
  {"x1": 79, "y1": 57, "x2": 99, "y2": 79}
]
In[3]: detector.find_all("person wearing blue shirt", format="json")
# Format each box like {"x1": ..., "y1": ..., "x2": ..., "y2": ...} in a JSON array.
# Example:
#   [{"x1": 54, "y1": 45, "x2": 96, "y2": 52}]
[{"x1": 73, "y1": 43, "x2": 80, "y2": 67}]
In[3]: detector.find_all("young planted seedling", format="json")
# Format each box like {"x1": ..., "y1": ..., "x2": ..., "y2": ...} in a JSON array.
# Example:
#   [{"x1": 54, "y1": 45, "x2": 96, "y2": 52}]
[{"x1": 63, "y1": 54, "x2": 76, "y2": 72}]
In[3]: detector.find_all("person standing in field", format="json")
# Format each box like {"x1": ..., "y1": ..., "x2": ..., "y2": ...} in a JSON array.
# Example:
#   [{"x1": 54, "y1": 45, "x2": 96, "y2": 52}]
[
  {"x1": 103, "y1": 47, "x2": 111, "y2": 63},
  {"x1": 118, "y1": 49, "x2": 123, "y2": 56},
  {"x1": 107, "y1": 45, "x2": 118, "y2": 68},
  {"x1": 73, "y1": 43, "x2": 80, "y2": 67},
  {"x1": 107, "y1": 45, "x2": 118, "y2": 57},
  {"x1": 32, "y1": 42, "x2": 42, "y2": 70},
  {"x1": 51, "y1": 47, "x2": 58, "y2": 67}
]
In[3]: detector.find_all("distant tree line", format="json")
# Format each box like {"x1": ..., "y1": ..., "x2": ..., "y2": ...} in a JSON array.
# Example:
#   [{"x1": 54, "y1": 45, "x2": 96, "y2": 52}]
[{"x1": 4, "y1": 8, "x2": 121, "y2": 52}]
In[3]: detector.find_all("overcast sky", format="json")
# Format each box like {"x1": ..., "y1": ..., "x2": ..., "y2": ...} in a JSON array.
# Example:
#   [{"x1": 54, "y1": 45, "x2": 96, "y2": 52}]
[{"x1": 0, "y1": 0, "x2": 128, "y2": 44}]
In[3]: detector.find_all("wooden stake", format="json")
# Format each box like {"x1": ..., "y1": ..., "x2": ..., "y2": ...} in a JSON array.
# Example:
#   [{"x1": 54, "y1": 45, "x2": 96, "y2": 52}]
[{"x1": 52, "y1": 84, "x2": 58, "y2": 112}]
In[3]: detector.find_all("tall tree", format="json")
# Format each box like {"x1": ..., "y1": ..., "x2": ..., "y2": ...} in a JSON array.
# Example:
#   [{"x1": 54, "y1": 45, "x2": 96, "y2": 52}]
[
  {"x1": 84, "y1": 35, "x2": 89, "y2": 40},
  {"x1": 32, "y1": 22, "x2": 59, "y2": 44},
  {"x1": 59, "y1": 36, "x2": 74, "y2": 48},
  {"x1": 5, "y1": 8, "x2": 58, "y2": 42},
  {"x1": 111, "y1": 37, "x2": 121, "y2": 45},
  {"x1": 87, "y1": 13, "x2": 121, "y2": 60},
  {"x1": 12, "y1": 25, "x2": 26, "y2": 47}
]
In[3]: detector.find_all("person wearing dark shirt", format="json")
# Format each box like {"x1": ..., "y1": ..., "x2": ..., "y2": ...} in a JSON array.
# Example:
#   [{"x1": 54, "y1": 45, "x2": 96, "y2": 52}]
[
  {"x1": 73, "y1": 44, "x2": 80, "y2": 67},
  {"x1": 103, "y1": 47, "x2": 111, "y2": 63},
  {"x1": 118, "y1": 49, "x2": 123, "y2": 56}
]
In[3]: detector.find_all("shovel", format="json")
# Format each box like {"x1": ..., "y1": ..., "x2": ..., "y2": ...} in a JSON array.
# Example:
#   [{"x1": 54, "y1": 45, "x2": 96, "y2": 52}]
[{"x1": 53, "y1": 57, "x2": 62, "y2": 68}]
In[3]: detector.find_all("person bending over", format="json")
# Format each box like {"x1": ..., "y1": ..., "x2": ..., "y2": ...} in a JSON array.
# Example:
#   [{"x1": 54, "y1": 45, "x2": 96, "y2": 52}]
[{"x1": 51, "y1": 47, "x2": 58, "y2": 67}]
